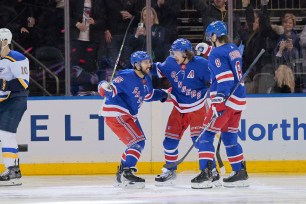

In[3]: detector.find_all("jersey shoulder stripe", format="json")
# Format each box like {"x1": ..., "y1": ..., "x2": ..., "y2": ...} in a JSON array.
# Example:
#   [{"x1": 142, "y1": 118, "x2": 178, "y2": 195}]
[{"x1": 6, "y1": 51, "x2": 26, "y2": 62}]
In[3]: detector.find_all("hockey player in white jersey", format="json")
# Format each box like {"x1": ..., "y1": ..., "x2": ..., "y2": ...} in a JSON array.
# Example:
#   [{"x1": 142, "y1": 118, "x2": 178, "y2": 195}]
[{"x1": 0, "y1": 28, "x2": 29, "y2": 186}]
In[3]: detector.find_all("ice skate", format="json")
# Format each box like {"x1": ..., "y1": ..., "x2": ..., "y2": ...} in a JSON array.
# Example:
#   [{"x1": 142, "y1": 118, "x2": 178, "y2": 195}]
[
  {"x1": 113, "y1": 165, "x2": 123, "y2": 187},
  {"x1": 212, "y1": 168, "x2": 222, "y2": 187},
  {"x1": 191, "y1": 167, "x2": 213, "y2": 189},
  {"x1": 0, "y1": 165, "x2": 22, "y2": 186},
  {"x1": 155, "y1": 168, "x2": 176, "y2": 186},
  {"x1": 223, "y1": 161, "x2": 249, "y2": 187},
  {"x1": 121, "y1": 167, "x2": 145, "y2": 189}
]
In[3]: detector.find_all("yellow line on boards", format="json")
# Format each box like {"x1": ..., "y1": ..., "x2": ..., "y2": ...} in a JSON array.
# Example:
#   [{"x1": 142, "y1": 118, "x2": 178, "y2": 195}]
[{"x1": 1, "y1": 161, "x2": 306, "y2": 175}]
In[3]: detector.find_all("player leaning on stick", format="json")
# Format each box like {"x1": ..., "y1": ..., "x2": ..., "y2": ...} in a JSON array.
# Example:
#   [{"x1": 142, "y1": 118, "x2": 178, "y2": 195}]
[
  {"x1": 191, "y1": 21, "x2": 249, "y2": 189},
  {"x1": 151, "y1": 38, "x2": 222, "y2": 187},
  {"x1": 98, "y1": 51, "x2": 168, "y2": 189},
  {"x1": 0, "y1": 28, "x2": 29, "y2": 186}
]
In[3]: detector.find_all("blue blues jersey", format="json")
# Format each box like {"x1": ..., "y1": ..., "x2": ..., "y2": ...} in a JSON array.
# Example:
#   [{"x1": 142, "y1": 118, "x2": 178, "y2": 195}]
[
  {"x1": 208, "y1": 43, "x2": 246, "y2": 110},
  {"x1": 0, "y1": 50, "x2": 29, "y2": 102},
  {"x1": 100, "y1": 69, "x2": 165, "y2": 119},
  {"x1": 153, "y1": 56, "x2": 210, "y2": 113}
]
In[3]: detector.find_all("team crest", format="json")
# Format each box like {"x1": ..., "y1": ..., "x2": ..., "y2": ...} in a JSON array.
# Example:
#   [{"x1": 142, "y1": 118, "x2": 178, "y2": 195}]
[
  {"x1": 132, "y1": 87, "x2": 139, "y2": 94},
  {"x1": 171, "y1": 71, "x2": 176, "y2": 78},
  {"x1": 215, "y1": 58, "x2": 221, "y2": 67},
  {"x1": 113, "y1": 76, "x2": 124, "y2": 83},
  {"x1": 187, "y1": 70, "x2": 194, "y2": 78}
]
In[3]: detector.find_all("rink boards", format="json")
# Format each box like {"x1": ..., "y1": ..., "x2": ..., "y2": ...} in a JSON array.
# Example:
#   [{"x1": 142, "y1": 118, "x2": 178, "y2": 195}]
[{"x1": 2, "y1": 94, "x2": 306, "y2": 175}]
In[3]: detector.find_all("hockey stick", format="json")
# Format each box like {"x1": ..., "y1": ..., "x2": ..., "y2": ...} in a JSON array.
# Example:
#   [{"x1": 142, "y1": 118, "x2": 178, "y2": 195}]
[
  {"x1": 163, "y1": 48, "x2": 266, "y2": 170},
  {"x1": 108, "y1": 16, "x2": 135, "y2": 83},
  {"x1": 163, "y1": 116, "x2": 217, "y2": 169},
  {"x1": 215, "y1": 48, "x2": 266, "y2": 174},
  {"x1": 98, "y1": 17, "x2": 134, "y2": 115}
]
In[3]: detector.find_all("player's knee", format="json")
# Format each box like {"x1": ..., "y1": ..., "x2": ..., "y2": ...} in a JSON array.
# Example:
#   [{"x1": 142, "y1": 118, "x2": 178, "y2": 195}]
[
  {"x1": 163, "y1": 137, "x2": 179, "y2": 151},
  {"x1": 199, "y1": 131, "x2": 215, "y2": 144},
  {"x1": 130, "y1": 140, "x2": 145, "y2": 152},
  {"x1": 221, "y1": 132, "x2": 238, "y2": 147}
]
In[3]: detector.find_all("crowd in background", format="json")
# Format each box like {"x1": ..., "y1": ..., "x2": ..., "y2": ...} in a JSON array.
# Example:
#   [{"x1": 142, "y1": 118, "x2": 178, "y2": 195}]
[{"x1": 0, "y1": 0, "x2": 306, "y2": 95}]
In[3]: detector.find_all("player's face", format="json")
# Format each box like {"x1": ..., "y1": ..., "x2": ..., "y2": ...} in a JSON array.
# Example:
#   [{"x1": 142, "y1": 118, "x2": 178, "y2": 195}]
[
  {"x1": 0, "y1": 40, "x2": 8, "y2": 51},
  {"x1": 140, "y1": 59, "x2": 152, "y2": 74},
  {"x1": 171, "y1": 50, "x2": 185, "y2": 64}
]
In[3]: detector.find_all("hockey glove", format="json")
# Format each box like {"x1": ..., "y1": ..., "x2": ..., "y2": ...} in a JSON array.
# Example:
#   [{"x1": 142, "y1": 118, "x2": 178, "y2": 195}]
[
  {"x1": 160, "y1": 87, "x2": 172, "y2": 103},
  {"x1": 211, "y1": 93, "x2": 227, "y2": 118},
  {"x1": 195, "y1": 42, "x2": 212, "y2": 58},
  {"x1": 98, "y1": 80, "x2": 113, "y2": 97},
  {"x1": 0, "y1": 79, "x2": 7, "y2": 91}
]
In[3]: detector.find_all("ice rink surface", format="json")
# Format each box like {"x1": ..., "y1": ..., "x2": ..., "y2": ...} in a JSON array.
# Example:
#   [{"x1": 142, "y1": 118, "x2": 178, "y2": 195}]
[{"x1": 1, "y1": 173, "x2": 306, "y2": 204}]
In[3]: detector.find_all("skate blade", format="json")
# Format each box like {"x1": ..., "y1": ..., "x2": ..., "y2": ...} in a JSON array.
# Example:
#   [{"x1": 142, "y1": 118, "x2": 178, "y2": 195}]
[
  {"x1": 0, "y1": 179, "x2": 22, "y2": 186},
  {"x1": 113, "y1": 181, "x2": 122, "y2": 188},
  {"x1": 212, "y1": 179, "x2": 223, "y2": 188},
  {"x1": 155, "y1": 180, "x2": 176, "y2": 187},
  {"x1": 223, "y1": 180, "x2": 249, "y2": 188},
  {"x1": 191, "y1": 181, "x2": 213, "y2": 189},
  {"x1": 121, "y1": 181, "x2": 145, "y2": 189}
]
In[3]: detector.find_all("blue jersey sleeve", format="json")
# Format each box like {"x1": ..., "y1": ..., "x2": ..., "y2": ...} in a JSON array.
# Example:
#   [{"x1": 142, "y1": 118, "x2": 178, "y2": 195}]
[
  {"x1": 143, "y1": 75, "x2": 167, "y2": 102},
  {"x1": 110, "y1": 74, "x2": 127, "y2": 97},
  {"x1": 198, "y1": 57, "x2": 211, "y2": 87}
]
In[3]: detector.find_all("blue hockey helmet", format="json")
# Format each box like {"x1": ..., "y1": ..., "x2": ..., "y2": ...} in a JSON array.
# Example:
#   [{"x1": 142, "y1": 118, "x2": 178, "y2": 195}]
[
  {"x1": 130, "y1": 51, "x2": 152, "y2": 67},
  {"x1": 205, "y1": 21, "x2": 227, "y2": 41},
  {"x1": 171, "y1": 38, "x2": 192, "y2": 52}
]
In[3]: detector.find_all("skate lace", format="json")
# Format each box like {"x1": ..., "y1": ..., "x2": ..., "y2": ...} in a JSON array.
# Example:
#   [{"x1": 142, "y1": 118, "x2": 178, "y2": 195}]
[
  {"x1": 0, "y1": 169, "x2": 10, "y2": 177},
  {"x1": 161, "y1": 168, "x2": 171, "y2": 176},
  {"x1": 212, "y1": 168, "x2": 218, "y2": 177},
  {"x1": 228, "y1": 171, "x2": 236, "y2": 178}
]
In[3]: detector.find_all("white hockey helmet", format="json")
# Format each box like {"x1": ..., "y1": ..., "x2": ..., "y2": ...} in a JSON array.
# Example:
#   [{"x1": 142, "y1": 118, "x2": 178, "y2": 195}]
[{"x1": 0, "y1": 28, "x2": 12, "y2": 44}]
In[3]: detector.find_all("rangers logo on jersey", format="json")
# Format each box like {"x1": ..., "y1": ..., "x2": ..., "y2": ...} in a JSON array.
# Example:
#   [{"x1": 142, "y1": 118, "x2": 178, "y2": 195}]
[
  {"x1": 132, "y1": 87, "x2": 139, "y2": 94},
  {"x1": 171, "y1": 71, "x2": 176, "y2": 78},
  {"x1": 215, "y1": 58, "x2": 221, "y2": 67},
  {"x1": 113, "y1": 76, "x2": 124, "y2": 83},
  {"x1": 187, "y1": 70, "x2": 194, "y2": 78}
]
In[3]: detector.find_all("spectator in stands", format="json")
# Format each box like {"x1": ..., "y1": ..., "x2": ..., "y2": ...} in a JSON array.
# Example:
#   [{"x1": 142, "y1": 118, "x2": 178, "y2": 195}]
[
  {"x1": 151, "y1": 0, "x2": 181, "y2": 45},
  {"x1": 242, "y1": 0, "x2": 279, "y2": 81},
  {"x1": 274, "y1": 13, "x2": 301, "y2": 71},
  {"x1": 13, "y1": 0, "x2": 41, "y2": 54},
  {"x1": 70, "y1": 0, "x2": 105, "y2": 94},
  {"x1": 300, "y1": 24, "x2": 306, "y2": 63},
  {"x1": 191, "y1": 0, "x2": 242, "y2": 45},
  {"x1": 271, "y1": 64, "x2": 295, "y2": 93},
  {"x1": 102, "y1": 0, "x2": 139, "y2": 70},
  {"x1": 123, "y1": 7, "x2": 168, "y2": 66}
]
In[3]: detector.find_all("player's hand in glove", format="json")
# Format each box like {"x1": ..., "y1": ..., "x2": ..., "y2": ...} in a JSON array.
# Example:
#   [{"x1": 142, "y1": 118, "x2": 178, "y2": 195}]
[
  {"x1": 98, "y1": 80, "x2": 113, "y2": 97},
  {"x1": 211, "y1": 93, "x2": 226, "y2": 118},
  {"x1": 195, "y1": 42, "x2": 212, "y2": 58},
  {"x1": 160, "y1": 87, "x2": 172, "y2": 103},
  {"x1": 0, "y1": 79, "x2": 7, "y2": 91}
]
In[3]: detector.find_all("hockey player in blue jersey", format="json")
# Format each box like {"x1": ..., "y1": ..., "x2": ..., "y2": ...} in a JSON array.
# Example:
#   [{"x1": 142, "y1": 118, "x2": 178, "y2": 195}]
[
  {"x1": 0, "y1": 28, "x2": 29, "y2": 186},
  {"x1": 190, "y1": 21, "x2": 249, "y2": 189},
  {"x1": 151, "y1": 38, "x2": 217, "y2": 186},
  {"x1": 98, "y1": 51, "x2": 168, "y2": 189}
]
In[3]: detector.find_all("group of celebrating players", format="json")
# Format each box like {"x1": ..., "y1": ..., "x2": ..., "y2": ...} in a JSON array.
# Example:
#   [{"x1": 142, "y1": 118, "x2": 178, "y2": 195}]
[{"x1": 98, "y1": 21, "x2": 249, "y2": 189}]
